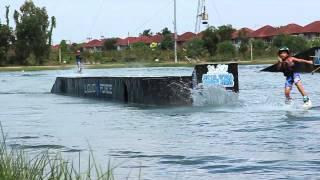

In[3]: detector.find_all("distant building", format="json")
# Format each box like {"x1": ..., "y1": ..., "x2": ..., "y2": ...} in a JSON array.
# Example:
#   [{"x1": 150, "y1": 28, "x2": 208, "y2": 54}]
[
  {"x1": 115, "y1": 32, "x2": 198, "y2": 51},
  {"x1": 82, "y1": 39, "x2": 104, "y2": 53},
  {"x1": 272, "y1": 23, "x2": 304, "y2": 36},
  {"x1": 177, "y1": 32, "x2": 197, "y2": 45},
  {"x1": 249, "y1": 25, "x2": 276, "y2": 43},
  {"x1": 302, "y1": 21, "x2": 320, "y2": 40},
  {"x1": 232, "y1": 21, "x2": 320, "y2": 47},
  {"x1": 115, "y1": 35, "x2": 162, "y2": 50},
  {"x1": 77, "y1": 21, "x2": 320, "y2": 53},
  {"x1": 115, "y1": 37, "x2": 132, "y2": 51},
  {"x1": 232, "y1": 28, "x2": 254, "y2": 48}
]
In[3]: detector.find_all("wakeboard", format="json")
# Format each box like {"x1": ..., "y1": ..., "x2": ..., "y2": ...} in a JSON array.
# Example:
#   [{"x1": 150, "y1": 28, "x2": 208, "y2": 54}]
[
  {"x1": 309, "y1": 105, "x2": 320, "y2": 110},
  {"x1": 302, "y1": 100, "x2": 313, "y2": 110}
]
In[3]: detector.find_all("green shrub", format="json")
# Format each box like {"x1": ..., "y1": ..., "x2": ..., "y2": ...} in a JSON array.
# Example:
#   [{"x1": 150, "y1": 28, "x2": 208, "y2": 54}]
[
  {"x1": 216, "y1": 41, "x2": 236, "y2": 59},
  {"x1": 185, "y1": 39, "x2": 206, "y2": 58},
  {"x1": 273, "y1": 34, "x2": 308, "y2": 54}
]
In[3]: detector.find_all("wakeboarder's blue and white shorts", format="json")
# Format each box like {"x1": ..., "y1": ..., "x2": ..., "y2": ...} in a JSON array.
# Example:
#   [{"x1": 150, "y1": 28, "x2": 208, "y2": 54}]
[{"x1": 285, "y1": 73, "x2": 301, "y2": 88}]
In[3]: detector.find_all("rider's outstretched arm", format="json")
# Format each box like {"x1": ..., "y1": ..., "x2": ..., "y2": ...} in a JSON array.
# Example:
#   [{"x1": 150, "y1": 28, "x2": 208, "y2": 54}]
[{"x1": 292, "y1": 57, "x2": 313, "y2": 64}]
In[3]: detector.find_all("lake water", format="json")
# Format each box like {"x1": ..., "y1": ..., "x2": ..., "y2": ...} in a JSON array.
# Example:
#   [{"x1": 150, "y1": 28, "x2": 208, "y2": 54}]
[{"x1": 0, "y1": 65, "x2": 320, "y2": 180}]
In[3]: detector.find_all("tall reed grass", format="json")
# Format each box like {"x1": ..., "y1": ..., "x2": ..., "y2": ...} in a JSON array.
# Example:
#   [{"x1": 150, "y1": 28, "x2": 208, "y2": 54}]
[{"x1": 0, "y1": 122, "x2": 118, "y2": 180}]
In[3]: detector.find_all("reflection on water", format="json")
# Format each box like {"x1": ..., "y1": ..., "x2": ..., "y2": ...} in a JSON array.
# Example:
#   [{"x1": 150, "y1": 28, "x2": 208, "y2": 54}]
[{"x1": 0, "y1": 66, "x2": 320, "y2": 179}]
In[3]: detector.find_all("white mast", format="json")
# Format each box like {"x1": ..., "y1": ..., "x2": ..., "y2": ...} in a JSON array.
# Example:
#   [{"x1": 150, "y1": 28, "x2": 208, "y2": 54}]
[
  {"x1": 195, "y1": 0, "x2": 208, "y2": 33},
  {"x1": 174, "y1": 0, "x2": 178, "y2": 63},
  {"x1": 195, "y1": 0, "x2": 201, "y2": 33}
]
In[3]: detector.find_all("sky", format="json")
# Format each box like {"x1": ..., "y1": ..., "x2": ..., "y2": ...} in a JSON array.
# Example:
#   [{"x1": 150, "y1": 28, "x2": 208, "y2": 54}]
[{"x1": 0, "y1": 0, "x2": 319, "y2": 44}]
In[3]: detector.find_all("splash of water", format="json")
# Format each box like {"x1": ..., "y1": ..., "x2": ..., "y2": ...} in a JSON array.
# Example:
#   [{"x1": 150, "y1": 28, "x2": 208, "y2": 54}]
[
  {"x1": 192, "y1": 86, "x2": 239, "y2": 107},
  {"x1": 239, "y1": 95, "x2": 304, "y2": 113}
]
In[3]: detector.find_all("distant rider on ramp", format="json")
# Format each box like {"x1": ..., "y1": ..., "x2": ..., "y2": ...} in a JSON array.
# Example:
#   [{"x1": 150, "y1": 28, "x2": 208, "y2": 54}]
[{"x1": 76, "y1": 50, "x2": 82, "y2": 73}]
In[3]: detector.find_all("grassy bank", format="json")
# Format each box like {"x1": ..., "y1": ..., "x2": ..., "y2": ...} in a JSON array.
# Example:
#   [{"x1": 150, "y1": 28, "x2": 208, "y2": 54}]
[
  {"x1": 0, "y1": 59, "x2": 277, "y2": 72},
  {"x1": 0, "y1": 123, "x2": 120, "y2": 180}
]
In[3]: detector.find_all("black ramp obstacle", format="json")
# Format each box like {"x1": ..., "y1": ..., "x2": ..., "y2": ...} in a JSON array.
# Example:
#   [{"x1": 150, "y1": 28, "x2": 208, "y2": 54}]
[
  {"x1": 51, "y1": 63, "x2": 239, "y2": 106},
  {"x1": 51, "y1": 76, "x2": 193, "y2": 105},
  {"x1": 261, "y1": 47, "x2": 320, "y2": 73}
]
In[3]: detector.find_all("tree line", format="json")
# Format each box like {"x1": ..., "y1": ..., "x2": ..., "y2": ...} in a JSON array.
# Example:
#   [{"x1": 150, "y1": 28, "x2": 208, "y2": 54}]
[
  {"x1": 90, "y1": 25, "x2": 317, "y2": 63},
  {"x1": 1, "y1": 1, "x2": 320, "y2": 66},
  {"x1": 182, "y1": 25, "x2": 317, "y2": 61},
  {"x1": 0, "y1": 1, "x2": 56, "y2": 66}
]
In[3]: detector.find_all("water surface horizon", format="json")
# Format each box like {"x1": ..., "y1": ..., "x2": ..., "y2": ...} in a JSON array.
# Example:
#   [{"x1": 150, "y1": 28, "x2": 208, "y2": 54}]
[{"x1": 1, "y1": 65, "x2": 320, "y2": 179}]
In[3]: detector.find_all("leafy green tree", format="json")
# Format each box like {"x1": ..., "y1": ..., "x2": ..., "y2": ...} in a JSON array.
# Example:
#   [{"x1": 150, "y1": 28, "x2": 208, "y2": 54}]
[
  {"x1": 159, "y1": 28, "x2": 174, "y2": 50},
  {"x1": 216, "y1": 25, "x2": 235, "y2": 42},
  {"x1": 238, "y1": 29, "x2": 250, "y2": 44},
  {"x1": 202, "y1": 25, "x2": 235, "y2": 56},
  {"x1": 273, "y1": 34, "x2": 308, "y2": 54},
  {"x1": 239, "y1": 42, "x2": 249, "y2": 56},
  {"x1": 185, "y1": 38, "x2": 206, "y2": 58},
  {"x1": 160, "y1": 27, "x2": 171, "y2": 36},
  {"x1": 13, "y1": 1, "x2": 56, "y2": 65},
  {"x1": 272, "y1": 34, "x2": 286, "y2": 48},
  {"x1": 216, "y1": 41, "x2": 236, "y2": 58},
  {"x1": 140, "y1": 29, "x2": 152, "y2": 37},
  {"x1": 160, "y1": 35, "x2": 174, "y2": 50},
  {"x1": 103, "y1": 38, "x2": 117, "y2": 51},
  {"x1": 309, "y1": 38, "x2": 320, "y2": 47},
  {"x1": 48, "y1": 16, "x2": 56, "y2": 46},
  {"x1": 0, "y1": 23, "x2": 14, "y2": 65},
  {"x1": 59, "y1": 40, "x2": 68, "y2": 53},
  {"x1": 238, "y1": 29, "x2": 250, "y2": 56},
  {"x1": 202, "y1": 27, "x2": 219, "y2": 56},
  {"x1": 252, "y1": 39, "x2": 267, "y2": 57},
  {"x1": 5, "y1": 5, "x2": 10, "y2": 26}
]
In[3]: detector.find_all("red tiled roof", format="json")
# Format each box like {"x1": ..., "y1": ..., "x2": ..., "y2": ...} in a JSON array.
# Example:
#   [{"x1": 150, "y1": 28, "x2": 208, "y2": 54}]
[
  {"x1": 303, "y1": 21, "x2": 320, "y2": 33},
  {"x1": 272, "y1": 23, "x2": 303, "y2": 35},
  {"x1": 138, "y1": 36, "x2": 155, "y2": 44},
  {"x1": 249, "y1": 25, "x2": 277, "y2": 38},
  {"x1": 83, "y1": 39, "x2": 104, "y2": 48},
  {"x1": 116, "y1": 35, "x2": 163, "y2": 46},
  {"x1": 149, "y1": 35, "x2": 162, "y2": 43},
  {"x1": 178, "y1": 32, "x2": 196, "y2": 42},
  {"x1": 116, "y1": 37, "x2": 140, "y2": 46},
  {"x1": 115, "y1": 38, "x2": 127, "y2": 46},
  {"x1": 232, "y1": 28, "x2": 254, "y2": 39},
  {"x1": 196, "y1": 31, "x2": 204, "y2": 38}
]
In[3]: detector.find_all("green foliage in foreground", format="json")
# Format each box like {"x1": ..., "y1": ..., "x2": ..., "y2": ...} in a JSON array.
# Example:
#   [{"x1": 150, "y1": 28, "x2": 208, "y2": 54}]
[
  {"x1": 0, "y1": 123, "x2": 117, "y2": 180},
  {"x1": 0, "y1": 1, "x2": 56, "y2": 66}
]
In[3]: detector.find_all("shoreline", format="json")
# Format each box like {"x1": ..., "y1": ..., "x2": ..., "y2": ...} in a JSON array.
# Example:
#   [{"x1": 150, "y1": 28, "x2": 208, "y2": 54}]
[{"x1": 0, "y1": 60, "x2": 276, "y2": 72}]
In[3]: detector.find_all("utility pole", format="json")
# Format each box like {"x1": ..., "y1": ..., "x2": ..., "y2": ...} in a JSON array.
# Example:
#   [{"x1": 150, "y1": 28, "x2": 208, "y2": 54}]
[
  {"x1": 174, "y1": 0, "x2": 178, "y2": 63},
  {"x1": 59, "y1": 47, "x2": 62, "y2": 64},
  {"x1": 127, "y1": 32, "x2": 130, "y2": 48},
  {"x1": 250, "y1": 40, "x2": 253, "y2": 61}
]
